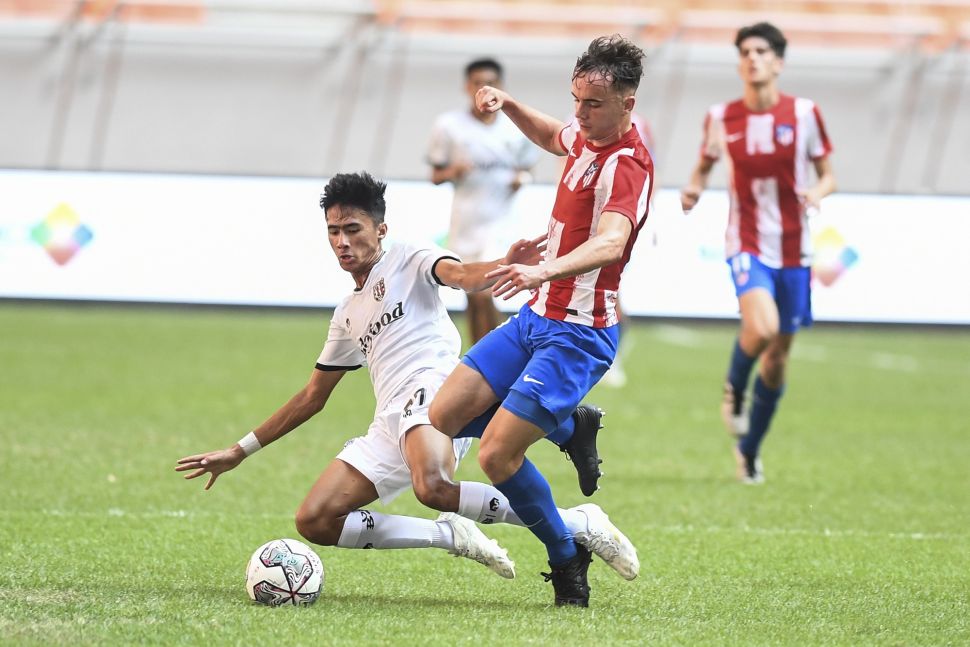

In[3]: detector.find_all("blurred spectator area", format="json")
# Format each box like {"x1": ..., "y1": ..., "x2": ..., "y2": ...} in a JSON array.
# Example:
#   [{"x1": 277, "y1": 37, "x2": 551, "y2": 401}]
[{"x1": 2, "y1": 0, "x2": 969, "y2": 193}]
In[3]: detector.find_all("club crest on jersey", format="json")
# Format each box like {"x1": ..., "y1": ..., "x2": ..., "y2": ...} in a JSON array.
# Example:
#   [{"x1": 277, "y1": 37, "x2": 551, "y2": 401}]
[
  {"x1": 775, "y1": 124, "x2": 794, "y2": 147},
  {"x1": 373, "y1": 278, "x2": 385, "y2": 302},
  {"x1": 580, "y1": 162, "x2": 600, "y2": 189}
]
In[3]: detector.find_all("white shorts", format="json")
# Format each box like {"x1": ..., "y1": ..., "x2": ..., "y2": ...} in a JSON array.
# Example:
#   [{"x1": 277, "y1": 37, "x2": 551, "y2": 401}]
[{"x1": 336, "y1": 373, "x2": 473, "y2": 505}]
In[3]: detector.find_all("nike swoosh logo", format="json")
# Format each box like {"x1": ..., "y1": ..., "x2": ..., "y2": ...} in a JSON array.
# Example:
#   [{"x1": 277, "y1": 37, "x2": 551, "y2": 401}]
[
  {"x1": 523, "y1": 375, "x2": 544, "y2": 385},
  {"x1": 726, "y1": 132, "x2": 744, "y2": 143}
]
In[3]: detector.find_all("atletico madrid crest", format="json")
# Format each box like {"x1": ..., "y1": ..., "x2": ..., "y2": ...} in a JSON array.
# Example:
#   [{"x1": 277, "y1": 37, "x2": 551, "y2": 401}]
[
  {"x1": 775, "y1": 124, "x2": 794, "y2": 147},
  {"x1": 373, "y1": 278, "x2": 385, "y2": 302},
  {"x1": 581, "y1": 162, "x2": 600, "y2": 189}
]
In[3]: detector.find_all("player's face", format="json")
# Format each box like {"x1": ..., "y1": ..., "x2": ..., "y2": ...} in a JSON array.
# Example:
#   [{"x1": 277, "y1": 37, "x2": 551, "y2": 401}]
[
  {"x1": 466, "y1": 68, "x2": 502, "y2": 113},
  {"x1": 325, "y1": 205, "x2": 386, "y2": 277},
  {"x1": 572, "y1": 72, "x2": 634, "y2": 146},
  {"x1": 737, "y1": 36, "x2": 783, "y2": 86}
]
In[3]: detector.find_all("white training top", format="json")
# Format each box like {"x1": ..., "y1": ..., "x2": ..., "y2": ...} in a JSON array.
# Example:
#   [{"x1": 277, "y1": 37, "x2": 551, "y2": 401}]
[
  {"x1": 427, "y1": 110, "x2": 540, "y2": 260},
  {"x1": 315, "y1": 242, "x2": 462, "y2": 414}
]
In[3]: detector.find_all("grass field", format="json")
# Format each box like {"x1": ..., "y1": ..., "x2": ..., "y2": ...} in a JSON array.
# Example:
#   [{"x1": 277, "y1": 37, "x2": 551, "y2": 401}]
[{"x1": 1, "y1": 302, "x2": 968, "y2": 646}]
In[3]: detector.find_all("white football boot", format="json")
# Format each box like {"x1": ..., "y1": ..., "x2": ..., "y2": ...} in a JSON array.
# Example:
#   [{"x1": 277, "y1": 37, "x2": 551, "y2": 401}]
[
  {"x1": 571, "y1": 503, "x2": 639, "y2": 581},
  {"x1": 438, "y1": 512, "x2": 516, "y2": 579}
]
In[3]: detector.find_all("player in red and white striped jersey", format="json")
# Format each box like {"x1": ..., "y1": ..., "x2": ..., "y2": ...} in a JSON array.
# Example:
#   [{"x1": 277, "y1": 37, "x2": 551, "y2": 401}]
[
  {"x1": 681, "y1": 22, "x2": 837, "y2": 484},
  {"x1": 429, "y1": 35, "x2": 651, "y2": 607}
]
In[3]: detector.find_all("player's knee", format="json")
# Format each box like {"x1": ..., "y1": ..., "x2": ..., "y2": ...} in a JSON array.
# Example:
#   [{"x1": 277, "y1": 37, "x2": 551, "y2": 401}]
[
  {"x1": 428, "y1": 400, "x2": 455, "y2": 435},
  {"x1": 294, "y1": 505, "x2": 341, "y2": 546},
  {"x1": 478, "y1": 444, "x2": 514, "y2": 483},
  {"x1": 760, "y1": 353, "x2": 788, "y2": 387},
  {"x1": 411, "y1": 471, "x2": 457, "y2": 512}
]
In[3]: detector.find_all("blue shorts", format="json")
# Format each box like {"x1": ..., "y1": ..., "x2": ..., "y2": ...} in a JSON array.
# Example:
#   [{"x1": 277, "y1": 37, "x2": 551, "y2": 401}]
[
  {"x1": 728, "y1": 253, "x2": 813, "y2": 334},
  {"x1": 461, "y1": 304, "x2": 619, "y2": 434}
]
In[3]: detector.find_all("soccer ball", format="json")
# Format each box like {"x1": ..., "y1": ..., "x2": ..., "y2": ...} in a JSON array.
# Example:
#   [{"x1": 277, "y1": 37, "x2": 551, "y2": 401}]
[{"x1": 245, "y1": 538, "x2": 324, "y2": 606}]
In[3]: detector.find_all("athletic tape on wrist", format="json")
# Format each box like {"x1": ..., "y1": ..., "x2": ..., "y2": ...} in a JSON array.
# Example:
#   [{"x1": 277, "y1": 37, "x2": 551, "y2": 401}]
[{"x1": 238, "y1": 432, "x2": 262, "y2": 457}]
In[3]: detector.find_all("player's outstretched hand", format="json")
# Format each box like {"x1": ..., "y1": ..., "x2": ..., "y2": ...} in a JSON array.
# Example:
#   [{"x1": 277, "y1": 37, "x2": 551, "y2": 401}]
[
  {"x1": 680, "y1": 185, "x2": 701, "y2": 213},
  {"x1": 487, "y1": 263, "x2": 546, "y2": 300},
  {"x1": 475, "y1": 85, "x2": 510, "y2": 114},
  {"x1": 504, "y1": 233, "x2": 547, "y2": 267},
  {"x1": 175, "y1": 446, "x2": 245, "y2": 490}
]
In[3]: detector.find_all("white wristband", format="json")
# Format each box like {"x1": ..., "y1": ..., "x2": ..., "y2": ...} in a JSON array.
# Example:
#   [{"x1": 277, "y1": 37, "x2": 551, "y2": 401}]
[{"x1": 237, "y1": 432, "x2": 262, "y2": 457}]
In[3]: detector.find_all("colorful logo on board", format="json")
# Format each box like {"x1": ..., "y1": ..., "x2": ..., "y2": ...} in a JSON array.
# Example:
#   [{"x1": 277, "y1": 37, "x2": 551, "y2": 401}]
[
  {"x1": 813, "y1": 226, "x2": 858, "y2": 287},
  {"x1": 30, "y1": 203, "x2": 93, "y2": 266}
]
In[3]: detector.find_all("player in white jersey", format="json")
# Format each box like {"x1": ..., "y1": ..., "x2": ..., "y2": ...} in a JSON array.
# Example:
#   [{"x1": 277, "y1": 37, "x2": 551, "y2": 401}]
[
  {"x1": 176, "y1": 172, "x2": 638, "y2": 585},
  {"x1": 428, "y1": 58, "x2": 540, "y2": 344}
]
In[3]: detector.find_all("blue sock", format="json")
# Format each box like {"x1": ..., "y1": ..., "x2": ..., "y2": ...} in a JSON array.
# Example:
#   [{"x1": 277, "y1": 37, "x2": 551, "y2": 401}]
[
  {"x1": 739, "y1": 376, "x2": 784, "y2": 457},
  {"x1": 455, "y1": 403, "x2": 500, "y2": 439},
  {"x1": 494, "y1": 458, "x2": 576, "y2": 564},
  {"x1": 544, "y1": 414, "x2": 575, "y2": 447},
  {"x1": 727, "y1": 338, "x2": 757, "y2": 399}
]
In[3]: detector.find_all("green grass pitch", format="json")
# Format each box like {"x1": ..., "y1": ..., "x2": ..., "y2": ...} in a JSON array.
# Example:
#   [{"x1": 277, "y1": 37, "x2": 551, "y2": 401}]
[{"x1": 1, "y1": 303, "x2": 967, "y2": 646}]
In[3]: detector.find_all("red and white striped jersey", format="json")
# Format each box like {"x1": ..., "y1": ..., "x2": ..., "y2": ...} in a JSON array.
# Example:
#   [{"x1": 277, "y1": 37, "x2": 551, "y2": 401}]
[
  {"x1": 529, "y1": 122, "x2": 653, "y2": 328},
  {"x1": 700, "y1": 94, "x2": 832, "y2": 268}
]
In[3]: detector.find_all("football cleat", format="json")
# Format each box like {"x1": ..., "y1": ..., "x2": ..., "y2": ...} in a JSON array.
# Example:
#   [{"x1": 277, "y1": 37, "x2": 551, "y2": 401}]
[
  {"x1": 734, "y1": 445, "x2": 765, "y2": 485},
  {"x1": 561, "y1": 404, "x2": 605, "y2": 496},
  {"x1": 541, "y1": 544, "x2": 592, "y2": 607},
  {"x1": 439, "y1": 512, "x2": 515, "y2": 579},
  {"x1": 721, "y1": 382, "x2": 749, "y2": 438},
  {"x1": 571, "y1": 503, "x2": 639, "y2": 581}
]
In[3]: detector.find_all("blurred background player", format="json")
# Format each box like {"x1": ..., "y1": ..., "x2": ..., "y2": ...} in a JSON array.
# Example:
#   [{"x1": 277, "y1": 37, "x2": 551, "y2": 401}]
[
  {"x1": 680, "y1": 22, "x2": 836, "y2": 484},
  {"x1": 427, "y1": 57, "x2": 540, "y2": 344},
  {"x1": 429, "y1": 35, "x2": 652, "y2": 607},
  {"x1": 176, "y1": 172, "x2": 635, "y2": 583}
]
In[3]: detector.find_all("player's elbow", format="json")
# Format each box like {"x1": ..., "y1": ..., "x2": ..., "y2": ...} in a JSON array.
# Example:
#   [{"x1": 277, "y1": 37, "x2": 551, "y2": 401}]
[{"x1": 600, "y1": 235, "x2": 627, "y2": 265}]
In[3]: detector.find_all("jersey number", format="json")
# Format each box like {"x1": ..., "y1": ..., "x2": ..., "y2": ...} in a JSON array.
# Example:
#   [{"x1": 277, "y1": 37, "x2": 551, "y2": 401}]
[{"x1": 402, "y1": 388, "x2": 427, "y2": 418}]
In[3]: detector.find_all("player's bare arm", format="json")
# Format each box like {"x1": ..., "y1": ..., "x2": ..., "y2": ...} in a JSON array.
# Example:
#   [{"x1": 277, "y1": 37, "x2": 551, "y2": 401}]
[
  {"x1": 175, "y1": 368, "x2": 344, "y2": 489},
  {"x1": 430, "y1": 159, "x2": 474, "y2": 185},
  {"x1": 798, "y1": 156, "x2": 836, "y2": 209},
  {"x1": 435, "y1": 234, "x2": 547, "y2": 293},
  {"x1": 476, "y1": 85, "x2": 566, "y2": 156},
  {"x1": 681, "y1": 156, "x2": 717, "y2": 213},
  {"x1": 489, "y1": 212, "x2": 632, "y2": 300}
]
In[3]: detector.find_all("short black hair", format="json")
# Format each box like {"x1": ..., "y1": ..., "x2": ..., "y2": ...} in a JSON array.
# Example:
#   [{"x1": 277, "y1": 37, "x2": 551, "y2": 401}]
[
  {"x1": 320, "y1": 172, "x2": 387, "y2": 224},
  {"x1": 735, "y1": 22, "x2": 787, "y2": 58},
  {"x1": 465, "y1": 57, "x2": 503, "y2": 79},
  {"x1": 572, "y1": 35, "x2": 645, "y2": 94}
]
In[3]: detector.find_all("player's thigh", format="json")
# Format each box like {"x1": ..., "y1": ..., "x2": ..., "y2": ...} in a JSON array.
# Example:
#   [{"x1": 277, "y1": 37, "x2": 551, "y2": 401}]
[
  {"x1": 402, "y1": 424, "x2": 465, "y2": 510},
  {"x1": 429, "y1": 364, "x2": 499, "y2": 435},
  {"x1": 739, "y1": 288, "x2": 780, "y2": 339},
  {"x1": 402, "y1": 424, "x2": 457, "y2": 482},
  {"x1": 297, "y1": 459, "x2": 379, "y2": 523}
]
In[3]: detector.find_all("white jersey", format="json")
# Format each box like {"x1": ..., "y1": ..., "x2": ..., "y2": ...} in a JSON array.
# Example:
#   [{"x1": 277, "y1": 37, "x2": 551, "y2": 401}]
[
  {"x1": 427, "y1": 110, "x2": 540, "y2": 260},
  {"x1": 315, "y1": 242, "x2": 462, "y2": 414}
]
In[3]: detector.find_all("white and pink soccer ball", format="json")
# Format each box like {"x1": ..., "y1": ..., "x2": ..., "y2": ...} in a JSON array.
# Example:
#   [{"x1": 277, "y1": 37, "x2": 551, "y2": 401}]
[{"x1": 245, "y1": 538, "x2": 324, "y2": 606}]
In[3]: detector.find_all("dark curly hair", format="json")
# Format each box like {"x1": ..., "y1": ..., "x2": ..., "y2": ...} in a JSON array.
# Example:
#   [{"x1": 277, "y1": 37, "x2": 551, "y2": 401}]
[
  {"x1": 572, "y1": 35, "x2": 645, "y2": 94},
  {"x1": 735, "y1": 22, "x2": 787, "y2": 59},
  {"x1": 320, "y1": 171, "x2": 387, "y2": 224}
]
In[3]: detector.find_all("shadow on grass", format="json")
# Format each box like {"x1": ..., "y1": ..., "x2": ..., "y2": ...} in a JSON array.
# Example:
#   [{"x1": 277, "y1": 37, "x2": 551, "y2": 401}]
[{"x1": 323, "y1": 592, "x2": 547, "y2": 612}]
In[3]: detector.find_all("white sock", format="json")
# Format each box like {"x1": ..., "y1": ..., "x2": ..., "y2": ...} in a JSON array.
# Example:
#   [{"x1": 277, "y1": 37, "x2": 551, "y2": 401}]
[
  {"x1": 458, "y1": 481, "x2": 522, "y2": 525},
  {"x1": 457, "y1": 481, "x2": 587, "y2": 535},
  {"x1": 336, "y1": 510, "x2": 455, "y2": 551}
]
